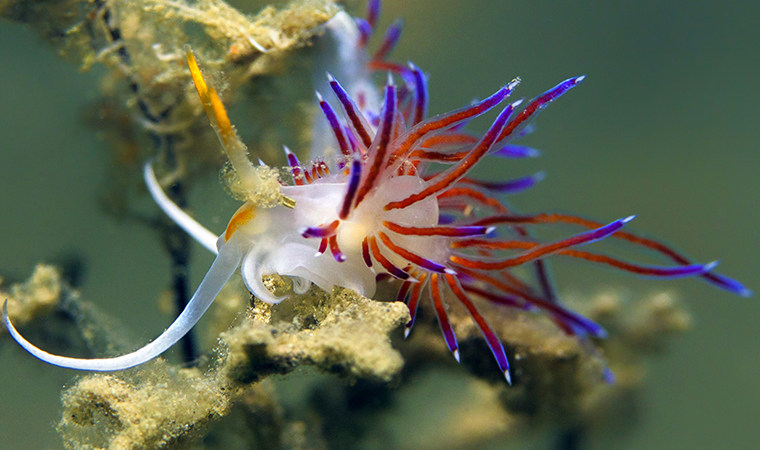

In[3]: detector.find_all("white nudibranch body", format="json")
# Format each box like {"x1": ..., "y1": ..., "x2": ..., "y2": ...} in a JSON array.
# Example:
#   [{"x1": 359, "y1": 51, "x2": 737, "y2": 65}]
[{"x1": 241, "y1": 174, "x2": 442, "y2": 304}]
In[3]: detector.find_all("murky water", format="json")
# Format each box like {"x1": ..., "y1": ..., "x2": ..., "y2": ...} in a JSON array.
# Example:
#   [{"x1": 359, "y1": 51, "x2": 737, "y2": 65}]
[{"x1": 1, "y1": 0, "x2": 758, "y2": 448}]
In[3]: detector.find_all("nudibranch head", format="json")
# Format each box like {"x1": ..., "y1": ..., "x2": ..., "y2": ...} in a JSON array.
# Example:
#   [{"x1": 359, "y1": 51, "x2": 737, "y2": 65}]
[{"x1": 3, "y1": 0, "x2": 750, "y2": 377}]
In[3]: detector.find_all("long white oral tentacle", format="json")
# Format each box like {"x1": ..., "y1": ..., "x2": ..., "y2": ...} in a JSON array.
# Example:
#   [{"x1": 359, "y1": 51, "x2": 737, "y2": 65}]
[
  {"x1": 143, "y1": 161, "x2": 220, "y2": 255},
  {"x1": 2, "y1": 243, "x2": 242, "y2": 371}
]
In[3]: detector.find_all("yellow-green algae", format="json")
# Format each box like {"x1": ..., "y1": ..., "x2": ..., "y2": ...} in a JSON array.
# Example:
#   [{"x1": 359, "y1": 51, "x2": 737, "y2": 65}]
[
  {"x1": 1, "y1": 0, "x2": 339, "y2": 213},
  {"x1": 31, "y1": 259, "x2": 694, "y2": 449},
  {"x1": 0, "y1": 264, "x2": 61, "y2": 330}
]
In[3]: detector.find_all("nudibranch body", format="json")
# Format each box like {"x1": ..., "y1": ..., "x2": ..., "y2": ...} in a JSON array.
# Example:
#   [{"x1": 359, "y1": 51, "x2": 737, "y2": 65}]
[{"x1": 3, "y1": 1, "x2": 750, "y2": 379}]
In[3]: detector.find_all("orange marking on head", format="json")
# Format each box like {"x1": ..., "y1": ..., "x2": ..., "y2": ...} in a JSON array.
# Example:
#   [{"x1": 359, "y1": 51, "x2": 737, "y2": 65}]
[{"x1": 224, "y1": 204, "x2": 256, "y2": 242}]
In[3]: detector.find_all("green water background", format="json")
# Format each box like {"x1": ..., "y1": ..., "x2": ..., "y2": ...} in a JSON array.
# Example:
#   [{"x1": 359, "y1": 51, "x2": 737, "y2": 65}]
[{"x1": 0, "y1": 0, "x2": 758, "y2": 448}]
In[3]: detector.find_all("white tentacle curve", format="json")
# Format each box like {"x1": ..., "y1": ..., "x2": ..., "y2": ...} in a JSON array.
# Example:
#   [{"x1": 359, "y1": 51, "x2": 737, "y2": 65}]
[
  {"x1": 2, "y1": 243, "x2": 241, "y2": 371},
  {"x1": 143, "y1": 161, "x2": 219, "y2": 254}
]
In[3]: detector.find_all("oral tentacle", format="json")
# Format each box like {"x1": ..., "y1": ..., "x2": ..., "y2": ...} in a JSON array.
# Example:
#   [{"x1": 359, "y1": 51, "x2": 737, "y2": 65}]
[
  {"x1": 143, "y1": 161, "x2": 219, "y2": 255},
  {"x1": 3, "y1": 243, "x2": 242, "y2": 371}
]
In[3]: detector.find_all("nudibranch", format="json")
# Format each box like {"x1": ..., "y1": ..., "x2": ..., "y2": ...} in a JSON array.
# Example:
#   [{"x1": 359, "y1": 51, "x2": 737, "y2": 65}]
[{"x1": 3, "y1": 1, "x2": 750, "y2": 381}]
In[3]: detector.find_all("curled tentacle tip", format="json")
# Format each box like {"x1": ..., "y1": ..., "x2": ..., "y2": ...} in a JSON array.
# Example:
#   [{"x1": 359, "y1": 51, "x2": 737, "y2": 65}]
[{"x1": 453, "y1": 348, "x2": 461, "y2": 363}]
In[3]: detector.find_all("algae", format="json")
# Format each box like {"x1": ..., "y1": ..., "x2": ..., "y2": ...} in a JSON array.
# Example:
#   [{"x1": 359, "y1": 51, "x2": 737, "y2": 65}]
[
  {"x1": 38, "y1": 261, "x2": 694, "y2": 450},
  {"x1": 1, "y1": 0, "x2": 339, "y2": 213},
  {"x1": 1, "y1": 264, "x2": 62, "y2": 329}
]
